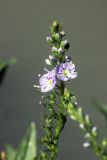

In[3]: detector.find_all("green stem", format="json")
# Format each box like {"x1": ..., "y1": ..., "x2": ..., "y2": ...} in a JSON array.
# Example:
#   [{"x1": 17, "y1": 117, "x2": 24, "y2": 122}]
[
  {"x1": 37, "y1": 85, "x2": 67, "y2": 160},
  {"x1": 50, "y1": 82, "x2": 67, "y2": 159},
  {"x1": 64, "y1": 88, "x2": 107, "y2": 160}
]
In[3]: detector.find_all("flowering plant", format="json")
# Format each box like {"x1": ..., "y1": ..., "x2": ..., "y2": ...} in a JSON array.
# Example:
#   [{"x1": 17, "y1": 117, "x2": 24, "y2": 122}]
[
  {"x1": 1, "y1": 21, "x2": 107, "y2": 160},
  {"x1": 34, "y1": 21, "x2": 107, "y2": 160}
]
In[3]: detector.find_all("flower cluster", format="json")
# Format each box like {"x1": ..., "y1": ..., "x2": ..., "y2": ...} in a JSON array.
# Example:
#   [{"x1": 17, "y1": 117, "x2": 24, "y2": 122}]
[
  {"x1": 34, "y1": 21, "x2": 107, "y2": 160},
  {"x1": 34, "y1": 21, "x2": 77, "y2": 92}
]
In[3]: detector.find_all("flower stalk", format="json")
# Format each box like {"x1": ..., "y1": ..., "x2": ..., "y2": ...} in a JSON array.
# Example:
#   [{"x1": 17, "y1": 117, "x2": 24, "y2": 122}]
[
  {"x1": 63, "y1": 87, "x2": 107, "y2": 160},
  {"x1": 34, "y1": 21, "x2": 107, "y2": 160}
]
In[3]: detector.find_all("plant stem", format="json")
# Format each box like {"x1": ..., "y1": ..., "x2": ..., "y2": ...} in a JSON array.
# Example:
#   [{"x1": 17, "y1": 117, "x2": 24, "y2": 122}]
[
  {"x1": 37, "y1": 80, "x2": 68, "y2": 160},
  {"x1": 63, "y1": 88, "x2": 107, "y2": 160}
]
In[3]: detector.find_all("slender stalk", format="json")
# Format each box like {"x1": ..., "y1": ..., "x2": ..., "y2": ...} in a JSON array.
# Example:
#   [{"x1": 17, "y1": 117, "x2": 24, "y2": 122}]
[
  {"x1": 63, "y1": 87, "x2": 107, "y2": 160},
  {"x1": 38, "y1": 82, "x2": 67, "y2": 160},
  {"x1": 35, "y1": 21, "x2": 107, "y2": 160}
]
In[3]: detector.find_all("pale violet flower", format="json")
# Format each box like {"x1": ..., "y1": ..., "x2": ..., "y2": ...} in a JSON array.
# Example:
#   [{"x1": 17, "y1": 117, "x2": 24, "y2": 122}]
[
  {"x1": 39, "y1": 70, "x2": 56, "y2": 92},
  {"x1": 56, "y1": 62, "x2": 77, "y2": 81}
]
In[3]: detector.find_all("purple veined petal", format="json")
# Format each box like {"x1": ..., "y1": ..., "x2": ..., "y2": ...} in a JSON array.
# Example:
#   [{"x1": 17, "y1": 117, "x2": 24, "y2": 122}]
[
  {"x1": 41, "y1": 85, "x2": 50, "y2": 92},
  {"x1": 39, "y1": 71, "x2": 56, "y2": 92},
  {"x1": 41, "y1": 81, "x2": 55, "y2": 92},
  {"x1": 56, "y1": 61, "x2": 77, "y2": 81},
  {"x1": 50, "y1": 69, "x2": 56, "y2": 76},
  {"x1": 39, "y1": 74, "x2": 49, "y2": 85},
  {"x1": 67, "y1": 62, "x2": 75, "y2": 70},
  {"x1": 69, "y1": 72, "x2": 77, "y2": 79}
]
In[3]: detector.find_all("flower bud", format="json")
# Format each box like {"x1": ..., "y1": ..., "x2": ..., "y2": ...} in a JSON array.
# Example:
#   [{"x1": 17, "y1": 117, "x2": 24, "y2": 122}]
[
  {"x1": 38, "y1": 74, "x2": 41, "y2": 77},
  {"x1": 49, "y1": 55, "x2": 56, "y2": 61},
  {"x1": 85, "y1": 114, "x2": 90, "y2": 124},
  {"x1": 58, "y1": 48, "x2": 65, "y2": 54},
  {"x1": 52, "y1": 46, "x2": 58, "y2": 52},
  {"x1": 60, "y1": 40, "x2": 70, "y2": 50},
  {"x1": 39, "y1": 101, "x2": 42, "y2": 104},
  {"x1": 52, "y1": 21, "x2": 60, "y2": 28},
  {"x1": 60, "y1": 31, "x2": 65, "y2": 37},
  {"x1": 53, "y1": 33, "x2": 60, "y2": 41},
  {"x1": 83, "y1": 141, "x2": 90, "y2": 148},
  {"x1": 45, "y1": 59, "x2": 51, "y2": 65},
  {"x1": 84, "y1": 133, "x2": 90, "y2": 138},
  {"x1": 52, "y1": 21, "x2": 60, "y2": 32},
  {"x1": 102, "y1": 139, "x2": 107, "y2": 147},
  {"x1": 70, "y1": 115, "x2": 77, "y2": 120},
  {"x1": 64, "y1": 40, "x2": 70, "y2": 50},
  {"x1": 33, "y1": 85, "x2": 40, "y2": 88},
  {"x1": 64, "y1": 56, "x2": 72, "y2": 62},
  {"x1": 79, "y1": 123, "x2": 84, "y2": 129},
  {"x1": 92, "y1": 126, "x2": 97, "y2": 132},
  {"x1": 91, "y1": 126, "x2": 98, "y2": 137},
  {"x1": 46, "y1": 37, "x2": 52, "y2": 43}
]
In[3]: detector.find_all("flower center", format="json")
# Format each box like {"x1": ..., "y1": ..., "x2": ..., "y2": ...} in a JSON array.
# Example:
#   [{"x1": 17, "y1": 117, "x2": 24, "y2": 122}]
[
  {"x1": 48, "y1": 79, "x2": 53, "y2": 85},
  {"x1": 63, "y1": 69, "x2": 70, "y2": 76}
]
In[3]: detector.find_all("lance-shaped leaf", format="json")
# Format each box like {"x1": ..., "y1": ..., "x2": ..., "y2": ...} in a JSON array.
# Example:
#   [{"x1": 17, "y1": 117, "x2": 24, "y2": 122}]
[
  {"x1": 0, "y1": 58, "x2": 17, "y2": 85},
  {"x1": 14, "y1": 122, "x2": 37, "y2": 160},
  {"x1": 6, "y1": 144, "x2": 16, "y2": 160}
]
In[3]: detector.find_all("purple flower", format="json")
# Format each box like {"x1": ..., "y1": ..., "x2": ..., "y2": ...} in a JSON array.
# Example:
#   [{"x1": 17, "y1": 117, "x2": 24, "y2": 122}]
[
  {"x1": 56, "y1": 62, "x2": 77, "y2": 81},
  {"x1": 39, "y1": 70, "x2": 56, "y2": 92}
]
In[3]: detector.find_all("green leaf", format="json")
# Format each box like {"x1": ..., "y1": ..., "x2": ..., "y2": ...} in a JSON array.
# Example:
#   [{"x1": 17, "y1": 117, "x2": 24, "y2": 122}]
[
  {"x1": 92, "y1": 99, "x2": 107, "y2": 119},
  {"x1": 6, "y1": 144, "x2": 16, "y2": 160},
  {"x1": 14, "y1": 122, "x2": 37, "y2": 160},
  {"x1": 0, "y1": 58, "x2": 17, "y2": 71},
  {"x1": 0, "y1": 60, "x2": 7, "y2": 71}
]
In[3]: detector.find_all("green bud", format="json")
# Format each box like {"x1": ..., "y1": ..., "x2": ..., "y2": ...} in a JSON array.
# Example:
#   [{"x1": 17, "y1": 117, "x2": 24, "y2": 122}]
[
  {"x1": 64, "y1": 41, "x2": 70, "y2": 50},
  {"x1": 84, "y1": 132, "x2": 90, "y2": 139},
  {"x1": 102, "y1": 139, "x2": 107, "y2": 147},
  {"x1": 91, "y1": 126, "x2": 98, "y2": 137},
  {"x1": 70, "y1": 115, "x2": 77, "y2": 120},
  {"x1": 51, "y1": 21, "x2": 61, "y2": 33},
  {"x1": 52, "y1": 33, "x2": 60, "y2": 41},
  {"x1": 52, "y1": 46, "x2": 58, "y2": 53},
  {"x1": 83, "y1": 141, "x2": 91, "y2": 148},
  {"x1": 58, "y1": 48, "x2": 65, "y2": 54},
  {"x1": 85, "y1": 114, "x2": 90, "y2": 124},
  {"x1": 40, "y1": 151, "x2": 47, "y2": 159},
  {"x1": 60, "y1": 31, "x2": 65, "y2": 37},
  {"x1": 52, "y1": 21, "x2": 60, "y2": 29},
  {"x1": 77, "y1": 107, "x2": 83, "y2": 117},
  {"x1": 79, "y1": 123, "x2": 85, "y2": 129},
  {"x1": 60, "y1": 40, "x2": 70, "y2": 50},
  {"x1": 46, "y1": 36, "x2": 52, "y2": 43},
  {"x1": 102, "y1": 155, "x2": 107, "y2": 160},
  {"x1": 45, "y1": 59, "x2": 51, "y2": 65}
]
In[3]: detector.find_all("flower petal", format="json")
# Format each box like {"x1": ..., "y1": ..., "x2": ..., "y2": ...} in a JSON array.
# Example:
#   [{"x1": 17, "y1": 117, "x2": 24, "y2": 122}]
[{"x1": 56, "y1": 62, "x2": 77, "y2": 81}]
